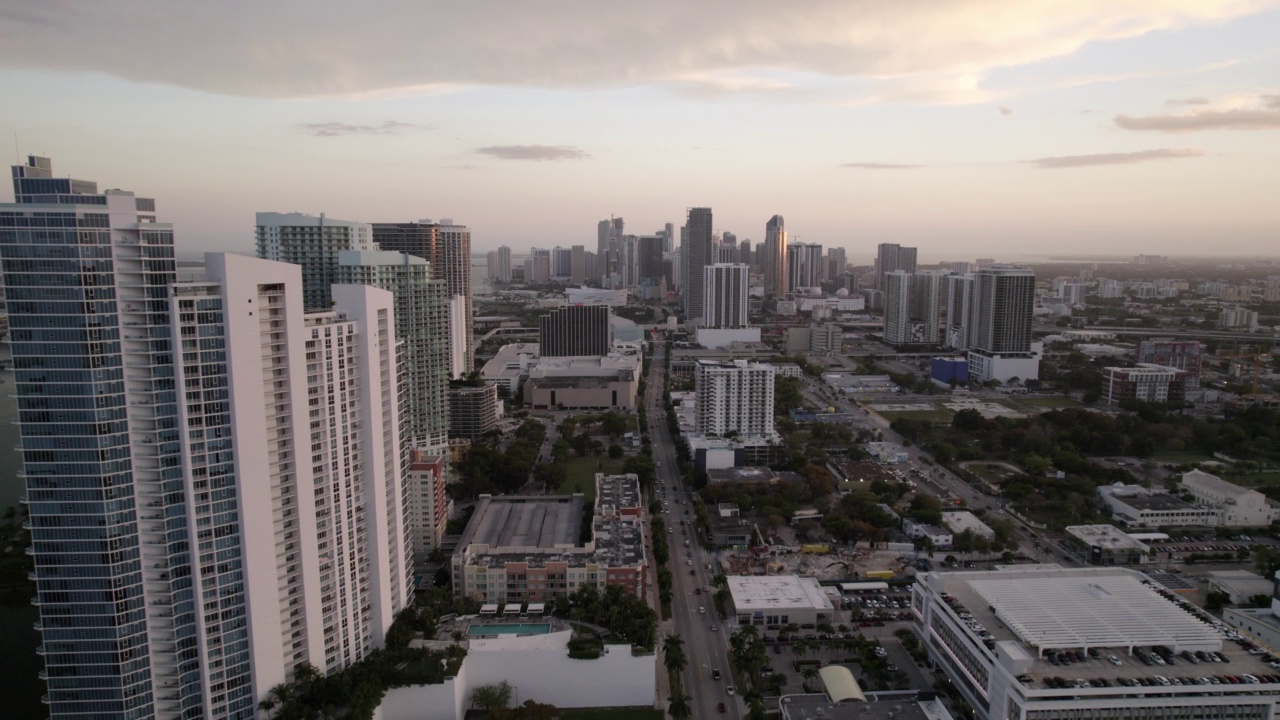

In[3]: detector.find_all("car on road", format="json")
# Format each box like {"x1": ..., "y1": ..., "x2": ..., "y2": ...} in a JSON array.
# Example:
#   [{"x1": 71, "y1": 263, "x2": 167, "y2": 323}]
[
  {"x1": 726, "y1": 686, "x2": 735, "y2": 696},
  {"x1": 695, "y1": 588, "x2": 702, "y2": 595},
  {"x1": 718, "y1": 703, "x2": 726, "y2": 713},
  {"x1": 712, "y1": 668, "x2": 721, "y2": 680},
  {"x1": 710, "y1": 624, "x2": 717, "y2": 631},
  {"x1": 699, "y1": 606, "x2": 706, "y2": 614}
]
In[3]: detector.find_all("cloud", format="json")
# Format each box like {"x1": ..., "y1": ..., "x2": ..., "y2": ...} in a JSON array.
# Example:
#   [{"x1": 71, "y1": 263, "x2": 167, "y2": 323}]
[
  {"x1": 299, "y1": 120, "x2": 425, "y2": 137},
  {"x1": 0, "y1": 1, "x2": 1272, "y2": 98},
  {"x1": 1167, "y1": 97, "x2": 1210, "y2": 105},
  {"x1": 840, "y1": 162, "x2": 923, "y2": 170},
  {"x1": 1027, "y1": 148, "x2": 1204, "y2": 169},
  {"x1": 998, "y1": 106, "x2": 1013, "y2": 116},
  {"x1": 475, "y1": 145, "x2": 590, "y2": 161},
  {"x1": 1115, "y1": 95, "x2": 1280, "y2": 132}
]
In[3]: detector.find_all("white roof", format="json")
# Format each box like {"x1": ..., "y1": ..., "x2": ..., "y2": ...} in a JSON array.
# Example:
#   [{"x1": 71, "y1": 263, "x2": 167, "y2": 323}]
[
  {"x1": 727, "y1": 575, "x2": 834, "y2": 612},
  {"x1": 1182, "y1": 469, "x2": 1250, "y2": 498},
  {"x1": 969, "y1": 574, "x2": 1220, "y2": 653}
]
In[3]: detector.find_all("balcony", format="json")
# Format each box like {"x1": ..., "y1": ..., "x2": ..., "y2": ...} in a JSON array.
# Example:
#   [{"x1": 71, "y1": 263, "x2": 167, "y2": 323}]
[
  {"x1": 30, "y1": 596, "x2": 40, "y2": 606},
  {"x1": 35, "y1": 645, "x2": 45, "y2": 655}
]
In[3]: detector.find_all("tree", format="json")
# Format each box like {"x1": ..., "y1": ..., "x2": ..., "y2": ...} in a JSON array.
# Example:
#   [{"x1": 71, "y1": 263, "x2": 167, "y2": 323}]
[
  {"x1": 663, "y1": 634, "x2": 687, "y2": 677},
  {"x1": 668, "y1": 691, "x2": 692, "y2": 720},
  {"x1": 472, "y1": 681, "x2": 514, "y2": 711},
  {"x1": 801, "y1": 665, "x2": 820, "y2": 691},
  {"x1": 608, "y1": 443, "x2": 625, "y2": 459}
]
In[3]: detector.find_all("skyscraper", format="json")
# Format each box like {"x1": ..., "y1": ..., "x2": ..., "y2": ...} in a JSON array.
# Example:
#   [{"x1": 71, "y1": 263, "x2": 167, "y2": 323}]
[
  {"x1": 875, "y1": 242, "x2": 918, "y2": 290},
  {"x1": 910, "y1": 272, "x2": 942, "y2": 344},
  {"x1": 570, "y1": 245, "x2": 587, "y2": 285},
  {"x1": 255, "y1": 211, "x2": 375, "y2": 309},
  {"x1": 597, "y1": 216, "x2": 624, "y2": 259},
  {"x1": 683, "y1": 207, "x2": 714, "y2": 321},
  {"x1": 694, "y1": 360, "x2": 776, "y2": 439},
  {"x1": 487, "y1": 245, "x2": 512, "y2": 283},
  {"x1": 703, "y1": 263, "x2": 750, "y2": 328},
  {"x1": 884, "y1": 271, "x2": 912, "y2": 344},
  {"x1": 763, "y1": 215, "x2": 788, "y2": 297},
  {"x1": 337, "y1": 250, "x2": 451, "y2": 454},
  {"x1": 967, "y1": 266, "x2": 1039, "y2": 383},
  {"x1": 371, "y1": 219, "x2": 474, "y2": 378},
  {"x1": 826, "y1": 247, "x2": 847, "y2": 280},
  {"x1": 638, "y1": 234, "x2": 665, "y2": 297},
  {"x1": 787, "y1": 242, "x2": 824, "y2": 290},
  {"x1": 539, "y1": 304, "x2": 612, "y2": 357},
  {"x1": 551, "y1": 246, "x2": 574, "y2": 278},
  {"x1": 2, "y1": 158, "x2": 411, "y2": 719},
  {"x1": 883, "y1": 271, "x2": 940, "y2": 344},
  {"x1": 945, "y1": 274, "x2": 975, "y2": 350}
]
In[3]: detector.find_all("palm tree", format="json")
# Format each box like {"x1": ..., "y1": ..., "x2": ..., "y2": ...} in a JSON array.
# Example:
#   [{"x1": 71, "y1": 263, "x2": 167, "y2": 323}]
[
  {"x1": 801, "y1": 665, "x2": 820, "y2": 691},
  {"x1": 257, "y1": 696, "x2": 277, "y2": 720},
  {"x1": 668, "y1": 691, "x2": 692, "y2": 720},
  {"x1": 663, "y1": 635, "x2": 687, "y2": 678}
]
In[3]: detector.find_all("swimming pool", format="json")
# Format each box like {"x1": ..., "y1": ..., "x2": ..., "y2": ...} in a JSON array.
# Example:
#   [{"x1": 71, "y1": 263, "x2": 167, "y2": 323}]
[{"x1": 466, "y1": 623, "x2": 552, "y2": 637}]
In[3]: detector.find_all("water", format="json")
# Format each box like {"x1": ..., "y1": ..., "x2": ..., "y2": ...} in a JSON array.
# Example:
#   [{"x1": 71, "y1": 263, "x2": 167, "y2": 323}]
[{"x1": 466, "y1": 623, "x2": 552, "y2": 636}]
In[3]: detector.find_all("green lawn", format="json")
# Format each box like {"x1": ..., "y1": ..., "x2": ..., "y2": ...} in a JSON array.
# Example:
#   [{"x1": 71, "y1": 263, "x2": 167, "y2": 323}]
[
  {"x1": 1150, "y1": 452, "x2": 1219, "y2": 465},
  {"x1": 560, "y1": 708, "x2": 662, "y2": 720},
  {"x1": 966, "y1": 463, "x2": 1018, "y2": 486},
  {"x1": 1221, "y1": 472, "x2": 1280, "y2": 488},
  {"x1": 879, "y1": 410, "x2": 954, "y2": 425},
  {"x1": 559, "y1": 456, "x2": 626, "y2": 502}
]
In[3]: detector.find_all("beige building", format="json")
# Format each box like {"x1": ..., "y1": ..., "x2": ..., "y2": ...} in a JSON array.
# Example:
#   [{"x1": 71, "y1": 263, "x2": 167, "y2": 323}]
[
  {"x1": 523, "y1": 353, "x2": 639, "y2": 410},
  {"x1": 1181, "y1": 469, "x2": 1278, "y2": 527}
]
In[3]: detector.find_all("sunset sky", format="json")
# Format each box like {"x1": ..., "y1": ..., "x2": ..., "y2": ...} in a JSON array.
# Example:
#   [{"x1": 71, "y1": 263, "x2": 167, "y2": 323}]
[{"x1": 1, "y1": 1, "x2": 1278, "y2": 261}]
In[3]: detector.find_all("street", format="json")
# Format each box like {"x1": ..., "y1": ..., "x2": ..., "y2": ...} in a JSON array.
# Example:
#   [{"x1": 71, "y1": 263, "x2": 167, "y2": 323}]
[{"x1": 645, "y1": 337, "x2": 742, "y2": 719}]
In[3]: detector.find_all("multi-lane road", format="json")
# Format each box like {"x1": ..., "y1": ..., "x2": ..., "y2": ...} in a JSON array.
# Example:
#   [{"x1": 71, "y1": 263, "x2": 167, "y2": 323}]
[{"x1": 644, "y1": 338, "x2": 740, "y2": 718}]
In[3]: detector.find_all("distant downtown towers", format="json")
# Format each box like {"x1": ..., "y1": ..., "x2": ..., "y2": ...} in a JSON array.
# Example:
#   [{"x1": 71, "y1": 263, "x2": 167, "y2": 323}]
[
  {"x1": 682, "y1": 207, "x2": 714, "y2": 322},
  {"x1": 3, "y1": 158, "x2": 412, "y2": 719}
]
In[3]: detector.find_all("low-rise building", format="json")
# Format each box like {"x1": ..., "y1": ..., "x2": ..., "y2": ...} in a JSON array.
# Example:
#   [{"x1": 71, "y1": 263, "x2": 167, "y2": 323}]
[
  {"x1": 1063, "y1": 524, "x2": 1149, "y2": 565},
  {"x1": 706, "y1": 466, "x2": 801, "y2": 486},
  {"x1": 941, "y1": 511, "x2": 995, "y2": 541},
  {"x1": 1095, "y1": 483, "x2": 1217, "y2": 528},
  {"x1": 451, "y1": 474, "x2": 646, "y2": 604},
  {"x1": 1181, "y1": 469, "x2": 1279, "y2": 527},
  {"x1": 449, "y1": 383, "x2": 499, "y2": 439},
  {"x1": 1206, "y1": 570, "x2": 1273, "y2": 606},
  {"x1": 915, "y1": 565, "x2": 1280, "y2": 720},
  {"x1": 523, "y1": 353, "x2": 640, "y2": 411},
  {"x1": 1102, "y1": 363, "x2": 1188, "y2": 406},
  {"x1": 778, "y1": 691, "x2": 955, "y2": 720},
  {"x1": 480, "y1": 342, "x2": 541, "y2": 395},
  {"x1": 904, "y1": 519, "x2": 954, "y2": 549},
  {"x1": 866, "y1": 442, "x2": 910, "y2": 464},
  {"x1": 727, "y1": 575, "x2": 837, "y2": 628}
]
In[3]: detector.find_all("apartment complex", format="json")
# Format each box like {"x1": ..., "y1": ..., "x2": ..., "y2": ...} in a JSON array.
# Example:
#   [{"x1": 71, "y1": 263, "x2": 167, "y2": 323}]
[
  {"x1": 884, "y1": 271, "x2": 941, "y2": 345},
  {"x1": 762, "y1": 214, "x2": 788, "y2": 298},
  {"x1": 786, "y1": 242, "x2": 824, "y2": 290},
  {"x1": 1102, "y1": 364, "x2": 1188, "y2": 406},
  {"x1": 451, "y1": 475, "x2": 647, "y2": 604},
  {"x1": 694, "y1": 359, "x2": 776, "y2": 439},
  {"x1": 682, "y1": 207, "x2": 715, "y2": 321},
  {"x1": 255, "y1": 211, "x2": 375, "y2": 309},
  {"x1": 2, "y1": 159, "x2": 412, "y2": 719},
  {"x1": 703, "y1": 263, "x2": 750, "y2": 328},
  {"x1": 1136, "y1": 338, "x2": 1203, "y2": 388},
  {"x1": 408, "y1": 452, "x2": 449, "y2": 555},
  {"x1": 875, "y1": 242, "x2": 918, "y2": 290},
  {"x1": 448, "y1": 384, "x2": 500, "y2": 439},
  {"x1": 371, "y1": 220, "x2": 474, "y2": 377},
  {"x1": 966, "y1": 266, "x2": 1038, "y2": 383}
]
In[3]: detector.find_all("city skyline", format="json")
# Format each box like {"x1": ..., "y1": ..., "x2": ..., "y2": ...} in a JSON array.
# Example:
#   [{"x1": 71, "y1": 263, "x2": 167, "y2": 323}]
[{"x1": 2, "y1": 3, "x2": 1279, "y2": 257}]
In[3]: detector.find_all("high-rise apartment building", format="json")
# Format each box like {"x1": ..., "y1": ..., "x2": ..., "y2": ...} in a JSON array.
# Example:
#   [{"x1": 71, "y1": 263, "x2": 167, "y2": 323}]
[
  {"x1": 2, "y1": 158, "x2": 411, "y2": 719},
  {"x1": 337, "y1": 250, "x2": 451, "y2": 453},
  {"x1": 694, "y1": 360, "x2": 776, "y2": 439},
  {"x1": 911, "y1": 272, "x2": 942, "y2": 344},
  {"x1": 703, "y1": 263, "x2": 750, "y2": 328},
  {"x1": 739, "y1": 238, "x2": 752, "y2": 268},
  {"x1": 551, "y1": 246, "x2": 573, "y2": 278},
  {"x1": 597, "y1": 216, "x2": 624, "y2": 259},
  {"x1": 371, "y1": 219, "x2": 474, "y2": 378},
  {"x1": 944, "y1": 274, "x2": 975, "y2": 350},
  {"x1": 875, "y1": 243, "x2": 918, "y2": 290},
  {"x1": 448, "y1": 384, "x2": 499, "y2": 439},
  {"x1": 638, "y1": 234, "x2": 665, "y2": 297},
  {"x1": 407, "y1": 452, "x2": 449, "y2": 555},
  {"x1": 525, "y1": 248, "x2": 551, "y2": 284},
  {"x1": 489, "y1": 245, "x2": 512, "y2": 283},
  {"x1": 683, "y1": 207, "x2": 714, "y2": 321},
  {"x1": 570, "y1": 245, "x2": 587, "y2": 285},
  {"x1": 883, "y1": 271, "x2": 912, "y2": 345},
  {"x1": 787, "y1": 242, "x2": 824, "y2": 290},
  {"x1": 883, "y1": 271, "x2": 941, "y2": 345},
  {"x1": 255, "y1": 211, "x2": 375, "y2": 309},
  {"x1": 967, "y1": 265, "x2": 1039, "y2": 383},
  {"x1": 539, "y1": 304, "x2": 612, "y2": 357},
  {"x1": 763, "y1": 215, "x2": 788, "y2": 297},
  {"x1": 1136, "y1": 338, "x2": 1203, "y2": 388},
  {"x1": 826, "y1": 247, "x2": 847, "y2": 281}
]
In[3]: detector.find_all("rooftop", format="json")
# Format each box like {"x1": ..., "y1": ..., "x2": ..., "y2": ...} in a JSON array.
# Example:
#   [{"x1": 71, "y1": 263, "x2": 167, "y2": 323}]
[
  {"x1": 1122, "y1": 494, "x2": 1199, "y2": 512},
  {"x1": 1182, "y1": 469, "x2": 1251, "y2": 498},
  {"x1": 457, "y1": 495, "x2": 584, "y2": 550},
  {"x1": 1065, "y1": 524, "x2": 1149, "y2": 551},
  {"x1": 779, "y1": 694, "x2": 950, "y2": 720},
  {"x1": 727, "y1": 575, "x2": 834, "y2": 612}
]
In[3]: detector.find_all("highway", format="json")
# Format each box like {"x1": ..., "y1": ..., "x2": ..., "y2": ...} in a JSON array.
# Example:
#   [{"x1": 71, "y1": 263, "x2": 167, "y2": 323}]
[{"x1": 645, "y1": 337, "x2": 740, "y2": 719}]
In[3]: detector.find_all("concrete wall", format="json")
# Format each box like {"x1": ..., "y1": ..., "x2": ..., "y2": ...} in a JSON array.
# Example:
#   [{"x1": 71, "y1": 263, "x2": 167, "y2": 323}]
[{"x1": 375, "y1": 664, "x2": 468, "y2": 720}]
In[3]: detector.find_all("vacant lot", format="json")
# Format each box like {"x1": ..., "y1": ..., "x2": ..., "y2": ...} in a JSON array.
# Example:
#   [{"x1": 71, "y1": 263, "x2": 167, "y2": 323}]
[{"x1": 560, "y1": 456, "x2": 626, "y2": 501}]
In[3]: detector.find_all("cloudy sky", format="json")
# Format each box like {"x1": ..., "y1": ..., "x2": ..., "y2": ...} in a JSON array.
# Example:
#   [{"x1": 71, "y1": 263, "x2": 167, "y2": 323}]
[{"x1": 2, "y1": 1, "x2": 1279, "y2": 261}]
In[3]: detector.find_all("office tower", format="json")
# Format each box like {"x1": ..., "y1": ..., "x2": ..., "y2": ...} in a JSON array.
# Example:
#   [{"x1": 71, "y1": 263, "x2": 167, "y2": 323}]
[
  {"x1": 875, "y1": 242, "x2": 918, "y2": 290},
  {"x1": 337, "y1": 250, "x2": 451, "y2": 453},
  {"x1": 1136, "y1": 339, "x2": 1203, "y2": 388},
  {"x1": 694, "y1": 360, "x2": 776, "y2": 438},
  {"x1": 638, "y1": 235, "x2": 665, "y2": 297},
  {"x1": 597, "y1": 216, "x2": 623, "y2": 259},
  {"x1": 683, "y1": 207, "x2": 714, "y2": 321},
  {"x1": 571, "y1": 245, "x2": 586, "y2": 285},
  {"x1": 970, "y1": 266, "x2": 1034, "y2": 354},
  {"x1": 787, "y1": 242, "x2": 824, "y2": 290},
  {"x1": 539, "y1": 304, "x2": 612, "y2": 357},
  {"x1": 883, "y1": 271, "x2": 912, "y2": 344},
  {"x1": 763, "y1": 215, "x2": 787, "y2": 297},
  {"x1": 371, "y1": 220, "x2": 474, "y2": 378},
  {"x1": 703, "y1": 263, "x2": 750, "y2": 328},
  {"x1": 551, "y1": 246, "x2": 573, "y2": 278},
  {"x1": 618, "y1": 234, "x2": 638, "y2": 287},
  {"x1": 256, "y1": 211, "x2": 375, "y2": 309},
  {"x1": 739, "y1": 238, "x2": 752, "y2": 268},
  {"x1": 945, "y1": 274, "x2": 975, "y2": 350},
  {"x1": 718, "y1": 241, "x2": 738, "y2": 264},
  {"x1": 2, "y1": 157, "x2": 410, "y2": 719},
  {"x1": 826, "y1": 247, "x2": 847, "y2": 280}
]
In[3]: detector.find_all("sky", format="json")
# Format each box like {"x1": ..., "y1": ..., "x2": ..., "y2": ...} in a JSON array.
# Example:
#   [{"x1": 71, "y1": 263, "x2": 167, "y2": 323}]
[{"x1": 1, "y1": 1, "x2": 1279, "y2": 262}]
